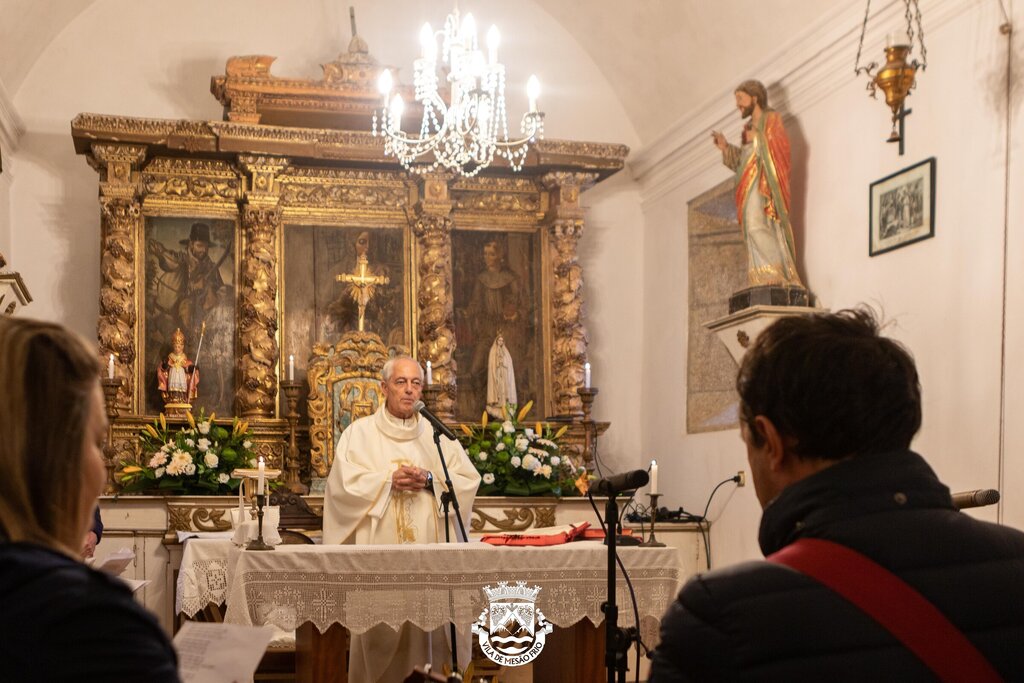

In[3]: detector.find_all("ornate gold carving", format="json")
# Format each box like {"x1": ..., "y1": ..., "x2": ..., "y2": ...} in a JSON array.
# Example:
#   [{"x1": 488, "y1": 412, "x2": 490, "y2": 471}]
[
  {"x1": 141, "y1": 157, "x2": 241, "y2": 202},
  {"x1": 278, "y1": 174, "x2": 407, "y2": 210},
  {"x1": 237, "y1": 205, "x2": 282, "y2": 417},
  {"x1": 193, "y1": 508, "x2": 233, "y2": 532},
  {"x1": 167, "y1": 506, "x2": 192, "y2": 532},
  {"x1": 307, "y1": 331, "x2": 389, "y2": 478},
  {"x1": 413, "y1": 178, "x2": 456, "y2": 420},
  {"x1": 469, "y1": 505, "x2": 558, "y2": 532},
  {"x1": 99, "y1": 197, "x2": 141, "y2": 411},
  {"x1": 548, "y1": 218, "x2": 588, "y2": 417},
  {"x1": 451, "y1": 177, "x2": 541, "y2": 215}
]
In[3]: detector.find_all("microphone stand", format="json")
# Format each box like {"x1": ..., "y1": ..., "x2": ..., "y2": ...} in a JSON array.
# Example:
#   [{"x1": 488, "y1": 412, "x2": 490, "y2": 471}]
[
  {"x1": 603, "y1": 492, "x2": 639, "y2": 683},
  {"x1": 430, "y1": 426, "x2": 468, "y2": 678}
]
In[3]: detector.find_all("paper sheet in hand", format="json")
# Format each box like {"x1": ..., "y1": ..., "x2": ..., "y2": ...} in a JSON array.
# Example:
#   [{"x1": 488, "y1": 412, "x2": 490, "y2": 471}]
[
  {"x1": 93, "y1": 547, "x2": 134, "y2": 576},
  {"x1": 173, "y1": 621, "x2": 275, "y2": 683}
]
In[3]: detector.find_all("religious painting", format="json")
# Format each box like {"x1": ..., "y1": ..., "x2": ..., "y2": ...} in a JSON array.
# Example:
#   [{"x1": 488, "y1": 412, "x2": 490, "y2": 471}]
[
  {"x1": 870, "y1": 157, "x2": 936, "y2": 256},
  {"x1": 282, "y1": 224, "x2": 409, "y2": 407},
  {"x1": 452, "y1": 228, "x2": 543, "y2": 420},
  {"x1": 143, "y1": 217, "x2": 237, "y2": 416}
]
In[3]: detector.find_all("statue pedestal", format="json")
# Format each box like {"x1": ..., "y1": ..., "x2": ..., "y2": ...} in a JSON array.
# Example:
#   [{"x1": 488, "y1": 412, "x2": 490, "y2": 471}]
[
  {"x1": 705, "y1": 304, "x2": 821, "y2": 365},
  {"x1": 728, "y1": 284, "x2": 809, "y2": 314}
]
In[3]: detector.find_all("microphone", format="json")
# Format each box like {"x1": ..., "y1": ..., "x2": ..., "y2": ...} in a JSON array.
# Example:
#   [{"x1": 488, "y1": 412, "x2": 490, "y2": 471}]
[
  {"x1": 413, "y1": 400, "x2": 459, "y2": 441},
  {"x1": 951, "y1": 488, "x2": 1000, "y2": 510},
  {"x1": 592, "y1": 469, "x2": 650, "y2": 496}
]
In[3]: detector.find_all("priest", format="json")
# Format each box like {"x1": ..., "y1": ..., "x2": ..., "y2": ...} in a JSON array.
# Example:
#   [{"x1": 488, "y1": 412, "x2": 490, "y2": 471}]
[{"x1": 323, "y1": 355, "x2": 480, "y2": 683}]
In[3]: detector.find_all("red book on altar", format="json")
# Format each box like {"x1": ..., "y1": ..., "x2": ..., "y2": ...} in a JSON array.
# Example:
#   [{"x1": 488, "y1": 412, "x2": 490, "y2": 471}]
[{"x1": 480, "y1": 522, "x2": 591, "y2": 546}]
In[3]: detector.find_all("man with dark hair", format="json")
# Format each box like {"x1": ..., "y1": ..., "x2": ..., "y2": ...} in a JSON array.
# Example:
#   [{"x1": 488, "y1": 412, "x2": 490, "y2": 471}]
[{"x1": 650, "y1": 308, "x2": 1024, "y2": 681}]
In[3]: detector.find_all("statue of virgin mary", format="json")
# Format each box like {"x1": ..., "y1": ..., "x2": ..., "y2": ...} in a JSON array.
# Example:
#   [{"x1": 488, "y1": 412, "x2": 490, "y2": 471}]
[{"x1": 486, "y1": 334, "x2": 517, "y2": 419}]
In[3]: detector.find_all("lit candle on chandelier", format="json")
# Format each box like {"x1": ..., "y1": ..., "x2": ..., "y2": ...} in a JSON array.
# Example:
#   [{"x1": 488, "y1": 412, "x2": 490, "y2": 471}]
[
  {"x1": 584, "y1": 362, "x2": 591, "y2": 389},
  {"x1": 425, "y1": 360, "x2": 433, "y2": 385},
  {"x1": 107, "y1": 354, "x2": 115, "y2": 380},
  {"x1": 650, "y1": 459, "x2": 659, "y2": 496},
  {"x1": 257, "y1": 457, "x2": 265, "y2": 495}
]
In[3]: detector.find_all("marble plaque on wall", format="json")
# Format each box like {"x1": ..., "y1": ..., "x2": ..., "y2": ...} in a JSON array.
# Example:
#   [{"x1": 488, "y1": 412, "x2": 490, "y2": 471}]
[{"x1": 687, "y1": 181, "x2": 747, "y2": 433}]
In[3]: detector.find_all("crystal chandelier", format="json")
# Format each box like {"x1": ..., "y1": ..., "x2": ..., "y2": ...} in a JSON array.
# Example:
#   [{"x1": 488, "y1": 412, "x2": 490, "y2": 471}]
[{"x1": 372, "y1": 5, "x2": 545, "y2": 177}]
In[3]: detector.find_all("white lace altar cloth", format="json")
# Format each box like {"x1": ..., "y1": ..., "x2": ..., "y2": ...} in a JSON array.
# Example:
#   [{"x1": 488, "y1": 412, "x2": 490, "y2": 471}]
[
  {"x1": 176, "y1": 538, "x2": 237, "y2": 617},
  {"x1": 202, "y1": 540, "x2": 681, "y2": 636}
]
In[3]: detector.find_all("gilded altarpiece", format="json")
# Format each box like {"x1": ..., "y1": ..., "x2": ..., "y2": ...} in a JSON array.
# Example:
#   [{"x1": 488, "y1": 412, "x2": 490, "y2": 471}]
[{"x1": 73, "y1": 42, "x2": 626, "y2": 488}]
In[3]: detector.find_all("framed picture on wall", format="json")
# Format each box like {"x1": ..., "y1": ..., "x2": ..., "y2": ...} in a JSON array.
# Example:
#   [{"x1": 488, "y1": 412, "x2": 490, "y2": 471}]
[{"x1": 869, "y1": 157, "x2": 936, "y2": 256}]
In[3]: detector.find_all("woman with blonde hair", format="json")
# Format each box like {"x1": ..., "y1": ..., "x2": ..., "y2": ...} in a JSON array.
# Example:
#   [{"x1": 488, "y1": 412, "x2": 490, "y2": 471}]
[{"x1": 0, "y1": 316, "x2": 178, "y2": 680}]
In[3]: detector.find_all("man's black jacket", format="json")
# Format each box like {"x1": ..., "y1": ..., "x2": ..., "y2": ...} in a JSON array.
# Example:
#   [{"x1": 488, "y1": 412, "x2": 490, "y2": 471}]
[{"x1": 650, "y1": 450, "x2": 1024, "y2": 681}]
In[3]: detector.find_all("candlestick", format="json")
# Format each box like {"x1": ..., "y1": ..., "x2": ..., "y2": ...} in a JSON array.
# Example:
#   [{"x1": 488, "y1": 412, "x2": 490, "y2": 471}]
[
  {"x1": 100, "y1": 377, "x2": 122, "y2": 494},
  {"x1": 281, "y1": 380, "x2": 308, "y2": 494},
  {"x1": 640, "y1": 493, "x2": 666, "y2": 547},
  {"x1": 650, "y1": 459, "x2": 659, "y2": 495},
  {"x1": 584, "y1": 362, "x2": 591, "y2": 389},
  {"x1": 257, "y1": 457, "x2": 265, "y2": 495},
  {"x1": 288, "y1": 354, "x2": 295, "y2": 381},
  {"x1": 245, "y1": 493, "x2": 274, "y2": 551},
  {"x1": 425, "y1": 360, "x2": 433, "y2": 385},
  {"x1": 238, "y1": 478, "x2": 246, "y2": 521},
  {"x1": 107, "y1": 354, "x2": 115, "y2": 380}
]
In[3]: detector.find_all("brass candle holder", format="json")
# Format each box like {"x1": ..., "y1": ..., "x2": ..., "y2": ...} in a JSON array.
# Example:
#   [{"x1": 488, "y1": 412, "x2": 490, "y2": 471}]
[
  {"x1": 422, "y1": 383, "x2": 442, "y2": 415},
  {"x1": 280, "y1": 380, "x2": 308, "y2": 494},
  {"x1": 100, "y1": 377, "x2": 122, "y2": 494},
  {"x1": 578, "y1": 386, "x2": 599, "y2": 466},
  {"x1": 639, "y1": 494, "x2": 666, "y2": 548},
  {"x1": 247, "y1": 493, "x2": 274, "y2": 551}
]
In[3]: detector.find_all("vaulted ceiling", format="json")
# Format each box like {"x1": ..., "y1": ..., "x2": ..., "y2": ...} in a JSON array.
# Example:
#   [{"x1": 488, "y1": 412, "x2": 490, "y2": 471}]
[{"x1": 0, "y1": 0, "x2": 837, "y2": 145}]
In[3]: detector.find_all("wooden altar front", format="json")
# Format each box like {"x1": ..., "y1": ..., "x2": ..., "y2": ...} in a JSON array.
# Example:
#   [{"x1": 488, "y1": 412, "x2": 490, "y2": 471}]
[{"x1": 72, "y1": 35, "x2": 626, "y2": 486}]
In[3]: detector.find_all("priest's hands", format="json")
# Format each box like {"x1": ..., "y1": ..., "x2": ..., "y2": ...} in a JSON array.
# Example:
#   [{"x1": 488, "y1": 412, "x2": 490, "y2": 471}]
[{"x1": 392, "y1": 465, "x2": 429, "y2": 492}]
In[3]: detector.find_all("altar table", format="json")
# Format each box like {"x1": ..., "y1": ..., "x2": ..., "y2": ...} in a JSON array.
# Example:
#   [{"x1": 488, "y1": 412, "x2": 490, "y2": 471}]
[{"x1": 177, "y1": 538, "x2": 682, "y2": 682}]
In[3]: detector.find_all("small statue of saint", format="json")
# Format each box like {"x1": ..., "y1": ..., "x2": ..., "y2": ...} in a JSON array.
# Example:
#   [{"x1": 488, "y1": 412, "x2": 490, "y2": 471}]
[
  {"x1": 157, "y1": 327, "x2": 198, "y2": 414},
  {"x1": 486, "y1": 333, "x2": 517, "y2": 419}
]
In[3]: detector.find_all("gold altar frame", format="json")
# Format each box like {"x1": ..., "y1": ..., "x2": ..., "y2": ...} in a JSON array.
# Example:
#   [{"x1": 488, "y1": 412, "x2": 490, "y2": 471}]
[{"x1": 74, "y1": 42, "x2": 624, "y2": 483}]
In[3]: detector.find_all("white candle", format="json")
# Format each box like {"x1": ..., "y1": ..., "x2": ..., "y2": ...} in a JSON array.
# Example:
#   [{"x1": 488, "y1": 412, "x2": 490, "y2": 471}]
[
  {"x1": 257, "y1": 457, "x2": 265, "y2": 495},
  {"x1": 288, "y1": 354, "x2": 295, "y2": 381},
  {"x1": 107, "y1": 354, "x2": 115, "y2": 380},
  {"x1": 584, "y1": 362, "x2": 591, "y2": 389},
  {"x1": 650, "y1": 459, "x2": 659, "y2": 495},
  {"x1": 426, "y1": 360, "x2": 433, "y2": 385}
]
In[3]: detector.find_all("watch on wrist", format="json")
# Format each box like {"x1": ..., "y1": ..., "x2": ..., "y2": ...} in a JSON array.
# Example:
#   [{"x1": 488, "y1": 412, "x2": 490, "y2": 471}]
[{"x1": 425, "y1": 471, "x2": 434, "y2": 491}]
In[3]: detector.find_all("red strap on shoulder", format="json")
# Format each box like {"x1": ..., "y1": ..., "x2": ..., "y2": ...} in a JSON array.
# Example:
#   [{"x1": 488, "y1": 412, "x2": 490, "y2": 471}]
[{"x1": 767, "y1": 538, "x2": 1002, "y2": 683}]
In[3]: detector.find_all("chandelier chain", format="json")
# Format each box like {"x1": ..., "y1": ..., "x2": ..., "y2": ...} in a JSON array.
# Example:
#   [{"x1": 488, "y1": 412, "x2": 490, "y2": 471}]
[{"x1": 854, "y1": 0, "x2": 874, "y2": 76}]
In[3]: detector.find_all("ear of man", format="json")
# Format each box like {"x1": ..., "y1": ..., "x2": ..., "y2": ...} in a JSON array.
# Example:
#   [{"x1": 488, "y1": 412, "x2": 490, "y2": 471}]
[{"x1": 751, "y1": 415, "x2": 790, "y2": 472}]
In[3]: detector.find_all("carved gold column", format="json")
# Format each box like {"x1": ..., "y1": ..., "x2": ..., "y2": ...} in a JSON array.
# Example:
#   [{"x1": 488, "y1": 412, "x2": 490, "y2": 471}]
[
  {"x1": 93, "y1": 143, "x2": 147, "y2": 412},
  {"x1": 542, "y1": 172, "x2": 597, "y2": 417},
  {"x1": 413, "y1": 173, "x2": 456, "y2": 420},
  {"x1": 236, "y1": 155, "x2": 289, "y2": 417}
]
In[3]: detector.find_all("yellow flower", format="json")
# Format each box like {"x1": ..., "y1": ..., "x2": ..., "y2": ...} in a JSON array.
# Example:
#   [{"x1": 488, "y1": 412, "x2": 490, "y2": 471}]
[
  {"x1": 121, "y1": 465, "x2": 143, "y2": 474},
  {"x1": 535, "y1": 421, "x2": 543, "y2": 436},
  {"x1": 554, "y1": 425, "x2": 569, "y2": 439},
  {"x1": 144, "y1": 424, "x2": 160, "y2": 439},
  {"x1": 460, "y1": 424, "x2": 474, "y2": 437},
  {"x1": 186, "y1": 411, "x2": 197, "y2": 430},
  {"x1": 516, "y1": 400, "x2": 534, "y2": 423},
  {"x1": 481, "y1": 411, "x2": 489, "y2": 429},
  {"x1": 158, "y1": 413, "x2": 166, "y2": 431},
  {"x1": 208, "y1": 412, "x2": 216, "y2": 425}
]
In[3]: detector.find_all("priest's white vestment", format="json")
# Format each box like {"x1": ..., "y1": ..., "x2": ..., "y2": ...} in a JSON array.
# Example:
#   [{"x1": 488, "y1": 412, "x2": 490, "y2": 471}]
[{"x1": 323, "y1": 404, "x2": 481, "y2": 683}]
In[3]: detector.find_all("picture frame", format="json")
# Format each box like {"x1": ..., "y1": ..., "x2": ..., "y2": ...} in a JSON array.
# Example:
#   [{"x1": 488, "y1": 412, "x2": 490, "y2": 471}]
[{"x1": 869, "y1": 157, "x2": 936, "y2": 256}]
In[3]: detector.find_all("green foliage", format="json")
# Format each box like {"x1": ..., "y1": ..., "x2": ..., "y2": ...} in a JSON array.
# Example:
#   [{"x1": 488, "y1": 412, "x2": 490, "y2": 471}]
[
  {"x1": 457, "y1": 402, "x2": 586, "y2": 497},
  {"x1": 118, "y1": 409, "x2": 257, "y2": 495}
]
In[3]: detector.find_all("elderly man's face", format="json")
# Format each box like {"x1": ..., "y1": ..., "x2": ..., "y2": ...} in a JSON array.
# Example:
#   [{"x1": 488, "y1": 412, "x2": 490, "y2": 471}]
[
  {"x1": 382, "y1": 358, "x2": 423, "y2": 419},
  {"x1": 735, "y1": 91, "x2": 755, "y2": 119}
]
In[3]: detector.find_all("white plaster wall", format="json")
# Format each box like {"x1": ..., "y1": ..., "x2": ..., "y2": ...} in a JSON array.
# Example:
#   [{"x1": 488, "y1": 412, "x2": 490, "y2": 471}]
[
  {"x1": 7, "y1": 0, "x2": 643, "y2": 452},
  {"x1": 641, "y1": 0, "x2": 1022, "y2": 568}
]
